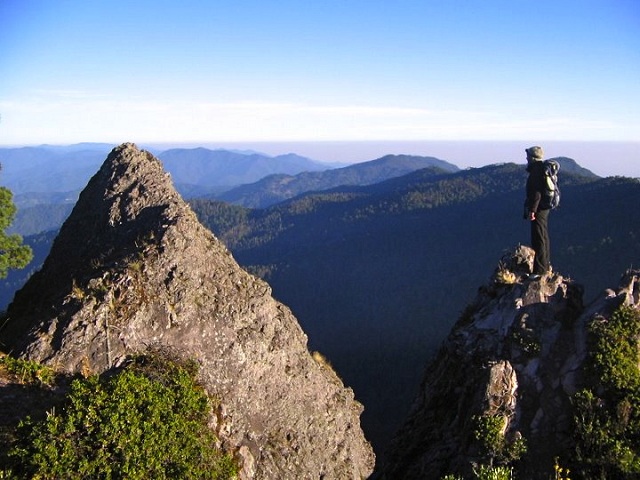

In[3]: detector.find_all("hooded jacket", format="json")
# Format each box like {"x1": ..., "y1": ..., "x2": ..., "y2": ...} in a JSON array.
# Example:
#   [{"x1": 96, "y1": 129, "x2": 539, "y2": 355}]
[{"x1": 525, "y1": 160, "x2": 547, "y2": 214}]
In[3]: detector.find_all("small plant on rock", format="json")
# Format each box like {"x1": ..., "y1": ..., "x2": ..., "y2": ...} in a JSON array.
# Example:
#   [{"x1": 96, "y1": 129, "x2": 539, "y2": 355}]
[
  {"x1": 473, "y1": 414, "x2": 527, "y2": 467},
  {"x1": 553, "y1": 457, "x2": 571, "y2": 480},
  {"x1": 494, "y1": 267, "x2": 517, "y2": 285},
  {"x1": 473, "y1": 464, "x2": 513, "y2": 480},
  {"x1": 0, "y1": 355, "x2": 55, "y2": 386},
  {"x1": 6, "y1": 351, "x2": 237, "y2": 479}
]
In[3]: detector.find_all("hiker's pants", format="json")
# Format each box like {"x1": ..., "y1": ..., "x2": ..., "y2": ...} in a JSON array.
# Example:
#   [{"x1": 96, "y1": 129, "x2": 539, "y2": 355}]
[{"x1": 531, "y1": 208, "x2": 551, "y2": 275}]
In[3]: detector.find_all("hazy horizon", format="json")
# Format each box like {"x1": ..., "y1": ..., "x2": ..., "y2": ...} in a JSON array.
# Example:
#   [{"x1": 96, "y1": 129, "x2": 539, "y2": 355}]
[
  {"x1": 149, "y1": 140, "x2": 638, "y2": 179},
  {"x1": 2, "y1": 2, "x2": 638, "y2": 151},
  {"x1": 1, "y1": 139, "x2": 637, "y2": 179}
]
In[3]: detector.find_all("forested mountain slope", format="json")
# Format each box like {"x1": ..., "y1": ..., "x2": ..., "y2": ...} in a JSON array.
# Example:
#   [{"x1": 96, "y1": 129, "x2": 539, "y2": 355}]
[
  {"x1": 216, "y1": 154, "x2": 459, "y2": 208},
  {"x1": 2, "y1": 155, "x2": 637, "y2": 461},
  {"x1": 191, "y1": 163, "x2": 640, "y2": 456}
]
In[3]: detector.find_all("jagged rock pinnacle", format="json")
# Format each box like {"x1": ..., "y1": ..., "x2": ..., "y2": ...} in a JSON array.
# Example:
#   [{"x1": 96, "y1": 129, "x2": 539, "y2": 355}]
[
  {"x1": 1, "y1": 143, "x2": 375, "y2": 479},
  {"x1": 379, "y1": 245, "x2": 640, "y2": 479}
]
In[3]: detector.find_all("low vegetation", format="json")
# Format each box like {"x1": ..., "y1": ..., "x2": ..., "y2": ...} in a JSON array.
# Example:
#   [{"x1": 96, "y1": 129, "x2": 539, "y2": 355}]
[
  {"x1": 440, "y1": 304, "x2": 640, "y2": 479},
  {"x1": 0, "y1": 354, "x2": 56, "y2": 386},
  {"x1": 472, "y1": 414, "x2": 527, "y2": 467},
  {"x1": 1, "y1": 351, "x2": 237, "y2": 479},
  {"x1": 572, "y1": 304, "x2": 640, "y2": 478},
  {"x1": 442, "y1": 465, "x2": 513, "y2": 480}
]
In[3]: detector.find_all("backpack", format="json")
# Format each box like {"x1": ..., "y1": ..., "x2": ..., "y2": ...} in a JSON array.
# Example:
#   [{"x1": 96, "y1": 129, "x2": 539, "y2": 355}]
[{"x1": 540, "y1": 160, "x2": 560, "y2": 209}]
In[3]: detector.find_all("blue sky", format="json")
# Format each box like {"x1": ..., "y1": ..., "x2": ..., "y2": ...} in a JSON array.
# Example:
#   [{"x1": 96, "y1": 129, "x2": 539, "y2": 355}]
[{"x1": 0, "y1": 1, "x2": 638, "y2": 173}]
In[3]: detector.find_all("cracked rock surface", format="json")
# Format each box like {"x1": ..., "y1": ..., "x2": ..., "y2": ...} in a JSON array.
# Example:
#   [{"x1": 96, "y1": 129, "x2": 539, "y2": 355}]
[
  {"x1": 380, "y1": 245, "x2": 640, "y2": 479},
  {"x1": 1, "y1": 143, "x2": 374, "y2": 480}
]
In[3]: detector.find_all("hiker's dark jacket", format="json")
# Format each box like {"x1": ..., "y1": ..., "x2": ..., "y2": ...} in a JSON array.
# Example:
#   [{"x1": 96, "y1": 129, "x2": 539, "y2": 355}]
[{"x1": 525, "y1": 161, "x2": 547, "y2": 214}]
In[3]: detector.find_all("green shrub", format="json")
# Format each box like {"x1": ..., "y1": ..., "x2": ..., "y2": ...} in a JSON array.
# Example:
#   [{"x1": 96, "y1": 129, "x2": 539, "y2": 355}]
[
  {"x1": 0, "y1": 186, "x2": 33, "y2": 279},
  {"x1": 441, "y1": 465, "x2": 513, "y2": 480},
  {"x1": 0, "y1": 355, "x2": 55, "y2": 386},
  {"x1": 572, "y1": 305, "x2": 640, "y2": 478},
  {"x1": 472, "y1": 415, "x2": 526, "y2": 466},
  {"x1": 588, "y1": 305, "x2": 640, "y2": 394},
  {"x1": 473, "y1": 464, "x2": 513, "y2": 480},
  {"x1": 7, "y1": 353, "x2": 237, "y2": 479}
]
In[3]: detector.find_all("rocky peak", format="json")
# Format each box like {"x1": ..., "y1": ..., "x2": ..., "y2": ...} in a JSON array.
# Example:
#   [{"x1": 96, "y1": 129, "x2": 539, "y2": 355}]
[
  {"x1": 379, "y1": 246, "x2": 640, "y2": 479},
  {"x1": 0, "y1": 143, "x2": 374, "y2": 479}
]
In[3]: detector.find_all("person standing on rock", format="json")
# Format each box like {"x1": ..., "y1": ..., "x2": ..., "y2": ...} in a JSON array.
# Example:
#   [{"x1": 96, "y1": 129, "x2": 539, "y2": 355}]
[{"x1": 524, "y1": 146, "x2": 551, "y2": 280}]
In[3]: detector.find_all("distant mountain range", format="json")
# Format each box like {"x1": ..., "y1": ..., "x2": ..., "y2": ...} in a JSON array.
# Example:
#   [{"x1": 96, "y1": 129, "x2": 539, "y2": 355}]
[
  {"x1": 0, "y1": 143, "x2": 326, "y2": 234},
  {"x1": 216, "y1": 154, "x2": 459, "y2": 208},
  {"x1": 0, "y1": 143, "x2": 328, "y2": 201},
  {"x1": 189, "y1": 161, "x2": 638, "y2": 455},
  {"x1": 158, "y1": 147, "x2": 328, "y2": 194},
  {"x1": 0, "y1": 145, "x2": 111, "y2": 196},
  {"x1": 2, "y1": 145, "x2": 457, "y2": 235},
  {"x1": 0, "y1": 145, "x2": 636, "y2": 459}
]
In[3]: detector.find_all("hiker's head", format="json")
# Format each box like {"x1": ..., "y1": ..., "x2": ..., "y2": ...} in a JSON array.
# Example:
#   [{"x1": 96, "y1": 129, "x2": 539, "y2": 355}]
[{"x1": 525, "y1": 146, "x2": 544, "y2": 163}]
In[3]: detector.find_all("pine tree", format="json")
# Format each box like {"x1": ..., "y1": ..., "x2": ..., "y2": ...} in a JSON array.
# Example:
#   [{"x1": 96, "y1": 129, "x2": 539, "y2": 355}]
[{"x1": 0, "y1": 165, "x2": 32, "y2": 278}]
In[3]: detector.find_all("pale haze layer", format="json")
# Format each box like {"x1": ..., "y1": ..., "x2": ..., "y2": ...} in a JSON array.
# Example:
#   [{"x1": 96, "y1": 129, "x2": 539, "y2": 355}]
[
  {"x1": 152, "y1": 140, "x2": 639, "y2": 179},
  {"x1": 1, "y1": 1, "x2": 638, "y2": 177}
]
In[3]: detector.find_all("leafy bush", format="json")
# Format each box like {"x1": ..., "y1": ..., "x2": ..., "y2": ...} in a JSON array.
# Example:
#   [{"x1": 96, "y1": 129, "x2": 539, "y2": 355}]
[
  {"x1": 441, "y1": 465, "x2": 513, "y2": 480},
  {"x1": 473, "y1": 464, "x2": 513, "y2": 480},
  {"x1": 472, "y1": 415, "x2": 526, "y2": 466},
  {"x1": 552, "y1": 457, "x2": 571, "y2": 480},
  {"x1": 7, "y1": 352, "x2": 237, "y2": 479},
  {"x1": 572, "y1": 305, "x2": 640, "y2": 478},
  {"x1": 589, "y1": 305, "x2": 640, "y2": 394},
  {"x1": 0, "y1": 355, "x2": 55, "y2": 386}
]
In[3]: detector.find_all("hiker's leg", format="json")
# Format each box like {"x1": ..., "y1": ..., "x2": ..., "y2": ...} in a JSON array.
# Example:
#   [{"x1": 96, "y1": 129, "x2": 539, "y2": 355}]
[{"x1": 531, "y1": 209, "x2": 550, "y2": 274}]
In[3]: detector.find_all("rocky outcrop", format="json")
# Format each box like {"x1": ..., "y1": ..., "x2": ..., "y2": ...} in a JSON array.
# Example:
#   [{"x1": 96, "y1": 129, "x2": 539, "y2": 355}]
[
  {"x1": 0, "y1": 143, "x2": 374, "y2": 479},
  {"x1": 379, "y1": 246, "x2": 640, "y2": 479}
]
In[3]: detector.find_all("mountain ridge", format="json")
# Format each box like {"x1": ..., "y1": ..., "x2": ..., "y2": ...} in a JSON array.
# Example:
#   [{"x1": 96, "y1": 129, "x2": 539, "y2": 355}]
[
  {"x1": 0, "y1": 143, "x2": 375, "y2": 479},
  {"x1": 0, "y1": 145, "x2": 328, "y2": 199},
  {"x1": 216, "y1": 154, "x2": 459, "y2": 208},
  {"x1": 378, "y1": 246, "x2": 640, "y2": 478},
  {"x1": 158, "y1": 147, "x2": 327, "y2": 190},
  {"x1": 190, "y1": 163, "x2": 638, "y2": 457},
  {"x1": 1, "y1": 150, "x2": 637, "y2": 463}
]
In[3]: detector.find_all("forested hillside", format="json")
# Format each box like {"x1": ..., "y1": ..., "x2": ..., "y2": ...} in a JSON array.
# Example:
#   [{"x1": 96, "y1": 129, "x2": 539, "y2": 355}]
[
  {"x1": 2, "y1": 157, "x2": 638, "y2": 459},
  {"x1": 216, "y1": 154, "x2": 459, "y2": 208},
  {"x1": 191, "y1": 164, "x2": 640, "y2": 455}
]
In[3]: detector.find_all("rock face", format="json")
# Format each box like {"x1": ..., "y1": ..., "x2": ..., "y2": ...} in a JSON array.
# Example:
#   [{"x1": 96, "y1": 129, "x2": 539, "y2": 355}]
[
  {"x1": 0, "y1": 143, "x2": 374, "y2": 479},
  {"x1": 379, "y1": 246, "x2": 640, "y2": 479}
]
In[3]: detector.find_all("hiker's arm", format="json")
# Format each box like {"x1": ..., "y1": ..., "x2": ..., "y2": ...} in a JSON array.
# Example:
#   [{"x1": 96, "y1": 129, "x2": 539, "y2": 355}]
[{"x1": 525, "y1": 190, "x2": 541, "y2": 220}]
